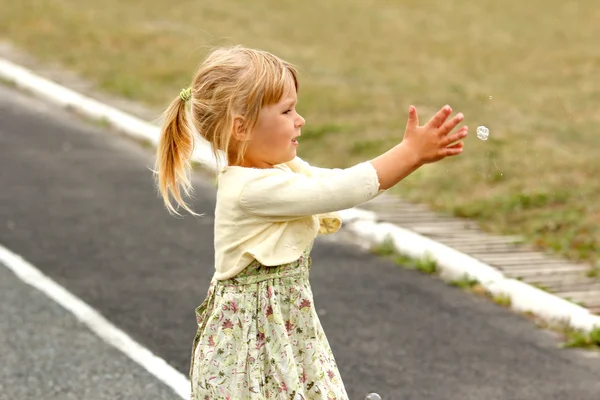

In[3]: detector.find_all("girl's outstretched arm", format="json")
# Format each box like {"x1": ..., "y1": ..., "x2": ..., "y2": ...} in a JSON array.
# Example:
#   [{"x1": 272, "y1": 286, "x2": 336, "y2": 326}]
[{"x1": 238, "y1": 105, "x2": 467, "y2": 221}]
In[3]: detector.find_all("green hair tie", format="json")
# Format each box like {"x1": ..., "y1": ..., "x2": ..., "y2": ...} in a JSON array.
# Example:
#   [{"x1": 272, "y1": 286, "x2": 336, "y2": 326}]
[{"x1": 179, "y1": 87, "x2": 192, "y2": 102}]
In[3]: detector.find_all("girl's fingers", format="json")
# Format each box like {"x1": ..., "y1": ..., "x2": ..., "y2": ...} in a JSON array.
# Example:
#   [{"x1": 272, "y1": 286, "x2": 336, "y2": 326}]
[
  {"x1": 447, "y1": 142, "x2": 464, "y2": 149},
  {"x1": 426, "y1": 105, "x2": 452, "y2": 128},
  {"x1": 439, "y1": 113, "x2": 465, "y2": 136},
  {"x1": 405, "y1": 105, "x2": 419, "y2": 130},
  {"x1": 444, "y1": 126, "x2": 469, "y2": 146},
  {"x1": 444, "y1": 143, "x2": 464, "y2": 156}
]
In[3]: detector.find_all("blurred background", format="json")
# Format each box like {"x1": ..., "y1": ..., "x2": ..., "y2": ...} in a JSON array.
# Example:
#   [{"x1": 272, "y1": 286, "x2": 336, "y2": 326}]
[
  {"x1": 2, "y1": 1, "x2": 600, "y2": 398},
  {"x1": 1, "y1": 0, "x2": 598, "y2": 287}
]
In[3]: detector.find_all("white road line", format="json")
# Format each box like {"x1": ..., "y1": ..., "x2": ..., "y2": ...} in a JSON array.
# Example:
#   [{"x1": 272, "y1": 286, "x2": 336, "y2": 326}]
[
  {"x1": 0, "y1": 243, "x2": 190, "y2": 399},
  {"x1": 0, "y1": 58, "x2": 221, "y2": 171}
]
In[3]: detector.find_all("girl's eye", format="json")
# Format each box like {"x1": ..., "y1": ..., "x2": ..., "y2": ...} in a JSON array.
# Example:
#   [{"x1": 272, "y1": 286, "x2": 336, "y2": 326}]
[{"x1": 283, "y1": 109, "x2": 292, "y2": 114}]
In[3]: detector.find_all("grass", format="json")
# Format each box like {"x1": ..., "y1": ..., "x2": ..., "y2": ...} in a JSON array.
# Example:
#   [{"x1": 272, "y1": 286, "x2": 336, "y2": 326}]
[
  {"x1": 563, "y1": 326, "x2": 600, "y2": 349},
  {"x1": 371, "y1": 236, "x2": 437, "y2": 275},
  {"x1": 0, "y1": 76, "x2": 16, "y2": 88},
  {"x1": 585, "y1": 263, "x2": 600, "y2": 279},
  {"x1": 532, "y1": 318, "x2": 600, "y2": 350},
  {"x1": 448, "y1": 275, "x2": 513, "y2": 307},
  {"x1": 1, "y1": 0, "x2": 599, "y2": 266},
  {"x1": 449, "y1": 275, "x2": 480, "y2": 290},
  {"x1": 491, "y1": 293, "x2": 512, "y2": 308}
]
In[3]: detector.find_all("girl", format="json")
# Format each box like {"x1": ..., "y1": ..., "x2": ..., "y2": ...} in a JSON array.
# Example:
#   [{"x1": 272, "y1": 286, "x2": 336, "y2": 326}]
[{"x1": 155, "y1": 46, "x2": 468, "y2": 399}]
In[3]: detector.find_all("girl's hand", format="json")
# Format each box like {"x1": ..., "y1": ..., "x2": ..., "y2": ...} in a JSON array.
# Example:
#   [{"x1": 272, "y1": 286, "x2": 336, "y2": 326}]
[{"x1": 403, "y1": 105, "x2": 468, "y2": 165}]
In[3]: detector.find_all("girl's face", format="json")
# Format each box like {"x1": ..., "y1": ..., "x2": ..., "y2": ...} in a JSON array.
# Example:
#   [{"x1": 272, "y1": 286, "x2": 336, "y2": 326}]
[{"x1": 238, "y1": 82, "x2": 305, "y2": 169}]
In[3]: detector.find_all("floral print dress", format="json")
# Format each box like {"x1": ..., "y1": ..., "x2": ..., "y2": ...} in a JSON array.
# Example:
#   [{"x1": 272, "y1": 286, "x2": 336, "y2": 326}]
[{"x1": 189, "y1": 242, "x2": 348, "y2": 400}]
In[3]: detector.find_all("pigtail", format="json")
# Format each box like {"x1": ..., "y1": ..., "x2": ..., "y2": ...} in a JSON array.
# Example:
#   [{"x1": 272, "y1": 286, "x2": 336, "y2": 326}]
[{"x1": 154, "y1": 92, "x2": 198, "y2": 216}]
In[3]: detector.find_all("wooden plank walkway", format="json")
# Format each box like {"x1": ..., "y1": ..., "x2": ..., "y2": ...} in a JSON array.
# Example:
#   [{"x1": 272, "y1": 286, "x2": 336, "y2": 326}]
[{"x1": 361, "y1": 193, "x2": 600, "y2": 313}]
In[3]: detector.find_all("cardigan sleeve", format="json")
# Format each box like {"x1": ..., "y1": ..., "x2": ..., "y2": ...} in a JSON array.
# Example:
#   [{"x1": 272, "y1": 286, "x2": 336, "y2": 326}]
[
  {"x1": 285, "y1": 156, "x2": 343, "y2": 178},
  {"x1": 238, "y1": 161, "x2": 384, "y2": 221}
]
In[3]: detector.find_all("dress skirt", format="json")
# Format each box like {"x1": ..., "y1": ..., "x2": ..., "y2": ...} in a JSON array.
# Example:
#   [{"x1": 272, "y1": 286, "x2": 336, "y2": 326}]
[{"x1": 189, "y1": 242, "x2": 348, "y2": 400}]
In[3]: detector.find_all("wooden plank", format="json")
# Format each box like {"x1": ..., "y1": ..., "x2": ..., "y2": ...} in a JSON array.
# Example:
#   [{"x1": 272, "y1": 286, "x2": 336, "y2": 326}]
[
  {"x1": 517, "y1": 273, "x2": 589, "y2": 286},
  {"x1": 554, "y1": 290, "x2": 600, "y2": 305},
  {"x1": 542, "y1": 278, "x2": 600, "y2": 292},
  {"x1": 473, "y1": 255, "x2": 564, "y2": 265},
  {"x1": 503, "y1": 265, "x2": 590, "y2": 277},
  {"x1": 439, "y1": 236, "x2": 523, "y2": 245},
  {"x1": 411, "y1": 225, "x2": 482, "y2": 232},
  {"x1": 451, "y1": 246, "x2": 529, "y2": 255},
  {"x1": 501, "y1": 262, "x2": 589, "y2": 272},
  {"x1": 479, "y1": 255, "x2": 558, "y2": 264},
  {"x1": 406, "y1": 220, "x2": 478, "y2": 227},
  {"x1": 380, "y1": 215, "x2": 455, "y2": 223}
]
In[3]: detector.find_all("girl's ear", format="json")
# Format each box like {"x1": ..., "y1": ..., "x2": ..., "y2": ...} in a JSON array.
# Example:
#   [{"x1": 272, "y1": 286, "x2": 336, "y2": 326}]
[{"x1": 232, "y1": 116, "x2": 250, "y2": 142}]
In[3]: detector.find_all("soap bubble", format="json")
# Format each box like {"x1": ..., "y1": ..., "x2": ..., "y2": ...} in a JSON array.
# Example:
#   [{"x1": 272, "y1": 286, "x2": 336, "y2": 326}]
[
  {"x1": 476, "y1": 126, "x2": 489, "y2": 141},
  {"x1": 365, "y1": 394, "x2": 382, "y2": 400}
]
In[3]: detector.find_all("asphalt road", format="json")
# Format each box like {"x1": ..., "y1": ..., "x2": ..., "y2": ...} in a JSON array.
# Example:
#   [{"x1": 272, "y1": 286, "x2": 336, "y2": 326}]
[
  {"x1": 1, "y1": 84, "x2": 599, "y2": 400},
  {"x1": 0, "y1": 264, "x2": 182, "y2": 400}
]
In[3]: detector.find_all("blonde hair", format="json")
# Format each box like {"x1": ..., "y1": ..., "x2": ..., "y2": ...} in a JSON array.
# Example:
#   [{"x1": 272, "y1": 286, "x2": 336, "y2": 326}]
[{"x1": 154, "y1": 46, "x2": 299, "y2": 215}]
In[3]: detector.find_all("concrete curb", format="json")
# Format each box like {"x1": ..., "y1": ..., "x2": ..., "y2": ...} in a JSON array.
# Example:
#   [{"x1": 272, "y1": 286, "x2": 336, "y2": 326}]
[{"x1": 2, "y1": 57, "x2": 599, "y2": 335}]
